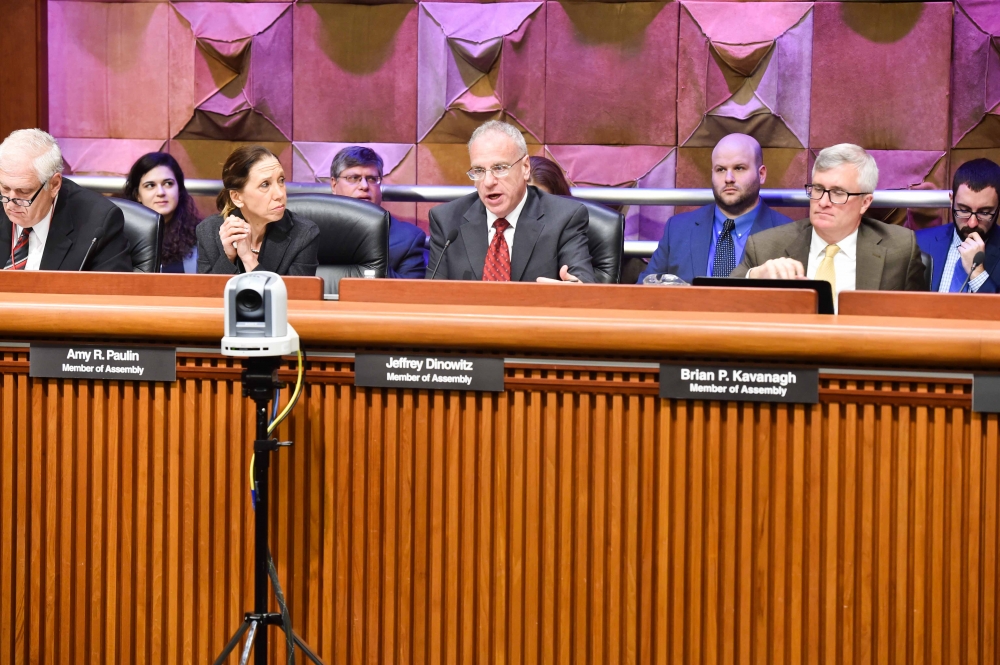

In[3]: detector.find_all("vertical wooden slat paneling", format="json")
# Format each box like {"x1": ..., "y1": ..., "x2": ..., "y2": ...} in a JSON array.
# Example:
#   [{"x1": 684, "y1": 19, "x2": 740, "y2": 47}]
[
  {"x1": 1, "y1": 361, "x2": 14, "y2": 664},
  {"x1": 2, "y1": 354, "x2": 1000, "y2": 664}
]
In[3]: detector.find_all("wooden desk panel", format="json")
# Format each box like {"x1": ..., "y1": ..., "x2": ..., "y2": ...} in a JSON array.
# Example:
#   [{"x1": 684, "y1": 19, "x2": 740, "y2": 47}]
[
  {"x1": 0, "y1": 270, "x2": 324, "y2": 300},
  {"x1": 0, "y1": 348, "x2": 995, "y2": 664},
  {"x1": 4, "y1": 293, "x2": 1000, "y2": 369},
  {"x1": 2, "y1": 290, "x2": 999, "y2": 664},
  {"x1": 338, "y1": 278, "x2": 819, "y2": 314},
  {"x1": 839, "y1": 289, "x2": 1000, "y2": 319}
]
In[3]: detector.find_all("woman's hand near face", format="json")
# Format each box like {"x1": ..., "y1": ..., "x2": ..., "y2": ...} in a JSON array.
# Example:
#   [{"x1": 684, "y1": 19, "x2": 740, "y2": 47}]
[{"x1": 219, "y1": 214, "x2": 249, "y2": 262}]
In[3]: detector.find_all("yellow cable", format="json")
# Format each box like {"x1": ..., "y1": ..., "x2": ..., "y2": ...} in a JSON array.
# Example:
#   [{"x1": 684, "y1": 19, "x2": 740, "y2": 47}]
[
  {"x1": 268, "y1": 348, "x2": 304, "y2": 435},
  {"x1": 251, "y1": 349, "x2": 305, "y2": 495}
]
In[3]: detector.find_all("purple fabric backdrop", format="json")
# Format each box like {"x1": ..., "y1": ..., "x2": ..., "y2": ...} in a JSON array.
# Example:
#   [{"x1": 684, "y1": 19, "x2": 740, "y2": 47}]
[{"x1": 47, "y1": 1, "x2": 992, "y2": 236}]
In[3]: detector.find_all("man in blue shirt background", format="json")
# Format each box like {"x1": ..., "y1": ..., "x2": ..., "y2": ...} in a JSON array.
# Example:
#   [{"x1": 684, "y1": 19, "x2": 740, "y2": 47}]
[{"x1": 637, "y1": 133, "x2": 792, "y2": 283}]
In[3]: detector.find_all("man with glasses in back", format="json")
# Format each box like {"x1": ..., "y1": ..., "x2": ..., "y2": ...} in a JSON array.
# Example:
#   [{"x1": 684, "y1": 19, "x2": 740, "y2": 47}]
[
  {"x1": 732, "y1": 143, "x2": 926, "y2": 298},
  {"x1": 915, "y1": 158, "x2": 1000, "y2": 293},
  {"x1": 0, "y1": 128, "x2": 131, "y2": 271},
  {"x1": 330, "y1": 146, "x2": 427, "y2": 278},
  {"x1": 426, "y1": 120, "x2": 594, "y2": 282}
]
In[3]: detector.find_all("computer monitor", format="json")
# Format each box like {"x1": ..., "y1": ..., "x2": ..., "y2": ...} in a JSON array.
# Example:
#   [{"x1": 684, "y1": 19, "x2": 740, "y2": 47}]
[{"x1": 691, "y1": 277, "x2": 836, "y2": 315}]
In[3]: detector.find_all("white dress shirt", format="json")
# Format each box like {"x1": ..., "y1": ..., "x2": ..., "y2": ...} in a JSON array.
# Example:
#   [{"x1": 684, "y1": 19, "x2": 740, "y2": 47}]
[
  {"x1": 11, "y1": 195, "x2": 56, "y2": 271},
  {"x1": 806, "y1": 227, "x2": 858, "y2": 312},
  {"x1": 485, "y1": 189, "x2": 529, "y2": 259}
]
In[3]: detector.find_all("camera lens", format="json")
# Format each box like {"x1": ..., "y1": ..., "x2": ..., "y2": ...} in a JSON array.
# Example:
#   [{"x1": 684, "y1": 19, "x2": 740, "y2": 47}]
[{"x1": 235, "y1": 289, "x2": 265, "y2": 321}]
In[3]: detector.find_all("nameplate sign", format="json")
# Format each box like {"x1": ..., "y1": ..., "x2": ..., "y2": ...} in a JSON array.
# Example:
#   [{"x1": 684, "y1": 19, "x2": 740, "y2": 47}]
[
  {"x1": 660, "y1": 363, "x2": 819, "y2": 404},
  {"x1": 355, "y1": 354, "x2": 504, "y2": 392},
  {"x1": 29, "y1": 344, "x2": 177, "y2": 382},
  {"x1": 973, "y1": 374, "x2": 1000, "y2": 413}
]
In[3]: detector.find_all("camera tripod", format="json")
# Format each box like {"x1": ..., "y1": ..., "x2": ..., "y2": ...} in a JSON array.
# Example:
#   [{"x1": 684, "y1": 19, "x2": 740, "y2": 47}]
[{"x1": 214, "y1": 356, "x2": 324, "y2": 665}]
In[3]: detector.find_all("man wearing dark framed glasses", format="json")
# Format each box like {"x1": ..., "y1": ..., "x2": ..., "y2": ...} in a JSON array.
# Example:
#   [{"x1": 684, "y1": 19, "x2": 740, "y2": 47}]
[
  {"x1": 426, "y1": 120, "x2": 594, "y2": 283},
  {"x1": 329, "y1": 146, "x2": 427, "y2": 279},
  {"x1": 732, "y1": 143, "x2": 926, "y2": 302},
  {"x1": 915, "y1": 158, "x2": 1000, "y2": 293},
  {"x1": 0, "y1": 129, "x2": 131, "y2": 272}
]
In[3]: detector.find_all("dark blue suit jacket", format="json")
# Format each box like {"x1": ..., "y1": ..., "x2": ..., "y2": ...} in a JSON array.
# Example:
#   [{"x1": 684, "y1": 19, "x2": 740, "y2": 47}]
[
  {"x1": 389, "y1": 216, "x2": 427, "y2": 279},
  {"x1": 915, "y1": 222, "x2": 1000, "y2": 293},
  {"x1": 637, "y1": 202, "x2": 793, "y2": 283}
]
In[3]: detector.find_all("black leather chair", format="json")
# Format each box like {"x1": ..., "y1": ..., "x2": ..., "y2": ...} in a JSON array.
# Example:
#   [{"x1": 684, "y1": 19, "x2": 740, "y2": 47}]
[
  {"x1": 109, "y1": 198, "x2": 163, "y2": 273},
  {"x1": 285, "y1": 193, "x2": 390, "y2": 296},
  {"x1": 574, "y1": 199, "x2": 624, "y2": 284}
]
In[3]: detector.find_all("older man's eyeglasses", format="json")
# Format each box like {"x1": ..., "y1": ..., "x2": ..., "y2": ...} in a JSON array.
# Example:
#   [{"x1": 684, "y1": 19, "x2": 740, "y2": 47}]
[
  {"x1": 0, "y1": 183, "x2": 45, "y2": 208},
  {"x1": 804, "y1": 184, "x2": 869, "y2": 205},
  {"x1": 953, "y1": 206, "x2": 999, "y2": 224},
  {"x1": 337, "y1": 174, "x2": 382, "y2": 186},
  {"x1": 467, "y1": 154, "x2": 527, "y2": 181}
]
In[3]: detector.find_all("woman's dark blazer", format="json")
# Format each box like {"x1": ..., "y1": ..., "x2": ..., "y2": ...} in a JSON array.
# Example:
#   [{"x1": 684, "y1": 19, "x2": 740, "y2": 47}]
[{"x1": 196, "y1": 210, "x2": 320, "y2": 276}]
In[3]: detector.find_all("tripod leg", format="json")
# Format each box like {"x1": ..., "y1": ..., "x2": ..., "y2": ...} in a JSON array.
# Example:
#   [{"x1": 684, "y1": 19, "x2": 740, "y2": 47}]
[
  {"x1": 213, "y1": 620, "x2": 251, "y2": 665},
  {"x1": 292, "y1": 631, "x2": 326, "y2": 665},
  {"x1": 239, "y1": 621, "x2": 259, "y2": 665}
]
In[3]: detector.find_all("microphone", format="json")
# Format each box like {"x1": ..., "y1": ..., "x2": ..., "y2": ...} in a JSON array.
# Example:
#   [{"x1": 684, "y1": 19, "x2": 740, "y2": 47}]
[
  {"x1": 429, "y1": 228, "x2": 459, "y2": 280},
  {"x1": 958, "y1": 250, "x2": 986, "y2": 293},
  {"x1": 78, "y1": 228, "x2": 104, "y2": 271}
]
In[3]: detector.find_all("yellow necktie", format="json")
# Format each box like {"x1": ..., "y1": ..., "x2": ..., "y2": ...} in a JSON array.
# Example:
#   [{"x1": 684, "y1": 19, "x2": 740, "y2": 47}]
[{"x1": 814, "y1": 244, "x2": 840, "y2": 291}]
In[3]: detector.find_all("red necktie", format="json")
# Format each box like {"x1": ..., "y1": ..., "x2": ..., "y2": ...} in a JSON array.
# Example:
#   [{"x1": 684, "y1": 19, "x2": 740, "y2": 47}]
[
  {"x1": 4, "y1": 226, "x2": 30, "y2": 270},
  {"x1": 483, "y1": 218, "x2": 511, "y2": 282}
]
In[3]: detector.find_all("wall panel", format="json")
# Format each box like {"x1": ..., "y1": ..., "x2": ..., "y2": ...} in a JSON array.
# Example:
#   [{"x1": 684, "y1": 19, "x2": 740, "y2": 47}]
[{"x1": 1, "y1": 348, "x2": 998, "y2": 663}]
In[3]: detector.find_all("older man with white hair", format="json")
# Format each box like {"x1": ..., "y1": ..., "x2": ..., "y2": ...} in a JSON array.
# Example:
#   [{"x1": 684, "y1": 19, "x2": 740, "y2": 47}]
[
  {"x1": 732, "y1": 143, "x2": 926, "y2": 294},
  {"x1": 0, "y1": 129, "x2": 131, "y2": 271},
  {"x1": 426, "y1": 120, "x2": 594, "y2": 282}
]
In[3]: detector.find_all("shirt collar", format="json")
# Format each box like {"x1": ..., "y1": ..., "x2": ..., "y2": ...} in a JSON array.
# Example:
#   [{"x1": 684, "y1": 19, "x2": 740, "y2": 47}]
[
  {"x1": 485, "y1": 188, "x2": 529, "y2": 229},
  {"x1": 14, "y1": 193, "x2": 56, "y2": 246},
  {"x1": 713, "y1": 200, "x2": 761, "y2": 238},
  {"x1": 950, "y1": 226, "x2": 962, "y2": 249},
  {"x1": 809, "y1": 224, "x2": 858, "y2": 260}
]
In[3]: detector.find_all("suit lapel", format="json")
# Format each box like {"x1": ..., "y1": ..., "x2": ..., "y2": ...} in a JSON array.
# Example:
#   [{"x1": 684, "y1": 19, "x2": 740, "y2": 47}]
[
  {"x1": 855, "y1": 220, "x2": 885, "y2": 291},
  {"x1": 255, "y1": 212, "x2": 293, "y2": 273},
  {"x1": 749, "y1": 202, "x2": 773, "y2": 234},
  {"x1": 928, "y1": 224, "x2": 953, "y2": 290},
  {"x1": 39, "y1": 195, "x2": 73, "y2": 270},
  {"x1": 510, "y1": 189, "x2": 543, "y2": 282},
  {"x1": 690, "y1": 205, "x2": 714, "y2": 279},
  {"x1": 783, "y1": 220, "x2": 813, "y2": 267},
  {"x1": 460, "y1": 200, "x2": 489, "y2": 280}
]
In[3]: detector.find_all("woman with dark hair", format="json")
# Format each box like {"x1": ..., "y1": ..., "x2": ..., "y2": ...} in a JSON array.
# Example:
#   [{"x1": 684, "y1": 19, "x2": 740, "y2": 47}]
[
  {"x1": 196, "y1": 145, "x2": 318, "y2": 276},
  {"x1": 529, "y1": 156, "x2": 572, "y2": 196},
  {"x1": 123, "y1": 152, "x2": 199, "y2": 272}
]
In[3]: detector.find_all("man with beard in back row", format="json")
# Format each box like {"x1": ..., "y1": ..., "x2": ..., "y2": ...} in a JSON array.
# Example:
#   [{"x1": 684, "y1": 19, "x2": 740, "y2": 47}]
[
  {"x1": 916, "y1": 158, "x2": 1000, "y2": 293},
  {"x1": 637, "y1": 133, "x2": 792, "y2": 283}
]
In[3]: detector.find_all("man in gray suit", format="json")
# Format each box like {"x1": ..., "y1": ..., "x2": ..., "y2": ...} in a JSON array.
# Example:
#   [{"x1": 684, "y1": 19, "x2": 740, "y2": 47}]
[
  {"x1": 426, "y1": 120, "x2": 595, "y2": 282},
  {"x1": 732, "y1": 143, "x2": 926, "y2": 296}
]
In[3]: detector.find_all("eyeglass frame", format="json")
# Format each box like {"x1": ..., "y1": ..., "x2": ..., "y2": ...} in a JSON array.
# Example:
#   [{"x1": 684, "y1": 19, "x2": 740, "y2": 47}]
[
  {"x1": 334, "y1": 174, "x2": 382, "y2": 186},
  {"x1": 0, "y1": 182, "x2": 45, "y2": 208},
  {"x1": 466, "y1": 154, "x2": 527, "y2": 182},
  {"x1": 804, "y1": 183, "x2": 870, "y2": 205},
  {"x1": 952, "y1": 204, "x2": 999, "y2": 225}
]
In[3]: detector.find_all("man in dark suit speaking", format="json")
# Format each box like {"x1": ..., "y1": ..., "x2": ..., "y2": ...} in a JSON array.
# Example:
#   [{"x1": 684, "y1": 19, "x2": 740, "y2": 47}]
[
  {"x1": 426, "y1": 120, "x2": 594, "y2": 282},
  {"x1": 732, "y1": 144, "x2": 926, "y2": 300},
  {"x1": 0, "y1": 129, "x2": 131, "y2": 272},
  {"x1": 637, "y1": 133, "x2": 792, "y2": 283}
]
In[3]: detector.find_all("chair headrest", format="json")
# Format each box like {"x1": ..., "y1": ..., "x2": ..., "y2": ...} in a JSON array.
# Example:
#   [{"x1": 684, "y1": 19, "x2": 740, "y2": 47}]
[
  {"x1": 286, "y1": 193, "x2": 390, "y2": 294},
  {"x1": 575, "y1": 199, "x2": 624, "y2": 284},
  {"x1": 108, "y1": 197, "x2": 162, "y2": 273}
]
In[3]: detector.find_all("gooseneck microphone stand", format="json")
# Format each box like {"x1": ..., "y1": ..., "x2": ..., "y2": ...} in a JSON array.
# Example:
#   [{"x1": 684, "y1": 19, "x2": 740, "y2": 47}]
[{"x1": 214, "y1": 357, "x2": 324, "y2": 665}]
